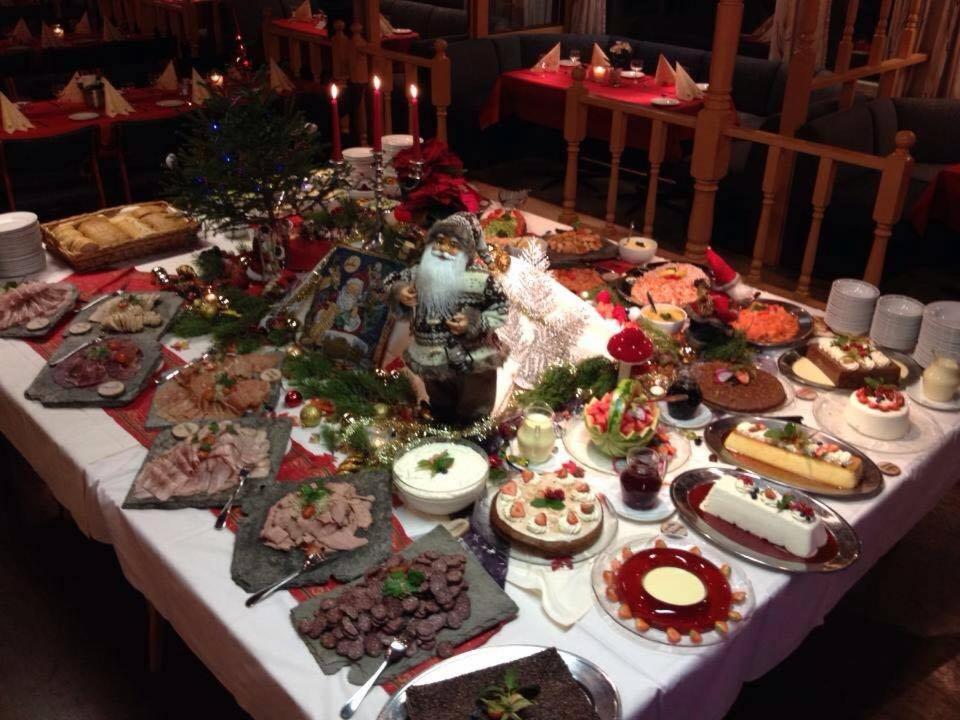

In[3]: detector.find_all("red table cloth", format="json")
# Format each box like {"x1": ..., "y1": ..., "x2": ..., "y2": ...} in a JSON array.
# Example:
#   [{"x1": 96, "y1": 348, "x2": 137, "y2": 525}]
[
  {"x1": 479, "y1": 68, "x2": 702, "y2": 152},
  {"x1": 0, "y1": 31, "x2": 150, "y2": 55},
  {"x1": 909, "y1": 163, "x2": 960, "y2": 235},
  {"x1": 4, "y1": 87, "x2": 190, "y2": 143}
]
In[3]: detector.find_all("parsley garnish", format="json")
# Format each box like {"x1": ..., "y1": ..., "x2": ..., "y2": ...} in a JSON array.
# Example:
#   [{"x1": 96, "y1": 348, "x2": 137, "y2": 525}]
[
  {"x1": 298, "y1": 480, "x2": 329, "y2": 508},
  {"x1": 382, "y1": 569, "x2": 426, "y2": 598},
  {"x1": 215, "y1": 372, "x2": 236, "y2": 388},
  {"x1": 198, "y1": 442, "x2": 213, "y2": 453},
  {"x1": 864, "y1": 376, "x2": 882, "y2": 390},
  {"x1": 530, "y1": 497, "x2": 566, "y2": 511},
  {"x1": 764, "y1": 422, "x2": 806, "y2": 445},
  {"x1": 776, "y1": 493, "x2": 797, "y2": 512},
  {"x1": 417, "y1": 450, "x2": 455, "y2": 476}
]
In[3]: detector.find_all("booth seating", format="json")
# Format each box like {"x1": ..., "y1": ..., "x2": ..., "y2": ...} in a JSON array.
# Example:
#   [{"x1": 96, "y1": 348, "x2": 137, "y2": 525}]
[{"x1": 380, "y1": 0, "x2": 467, "y2": 40}]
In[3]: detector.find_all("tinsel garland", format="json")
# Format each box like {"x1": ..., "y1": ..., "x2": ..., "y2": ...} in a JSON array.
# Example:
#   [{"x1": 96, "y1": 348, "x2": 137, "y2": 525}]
[{"x1": 514, "y1": 356, "x2": 618, "y2": 410}]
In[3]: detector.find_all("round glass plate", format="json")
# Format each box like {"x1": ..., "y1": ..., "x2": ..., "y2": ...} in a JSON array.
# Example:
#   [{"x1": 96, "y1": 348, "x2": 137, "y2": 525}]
[
  {"x1": 606, "y1": 480, "x2": 675, "y2": 523},
  {"x1": 657, "y1": 401, "x2": 715, "y2": 429},
  {"x1": 561, "y1": 417, "x2": 691, "y2": 477},
  {"x1": 507, "y1": 436, "x2": 564, "y2": 472},
  {"x1": 378, "y1": 645, "x2": 622, "y2": 719},
  {"x1": 738, "y1": 299, "x2": 815, "y2": 350},
  {"x1": 671, "y1": 466, "x2": 861, "y2": 573},
  {"x1": 591, "y1": 533, "x2": 755, "y2": 648},
  {"x1": 905, "y1": 381, "x2": 960, "y2": 412},
  {"x1": 778, "y1": 344, "x2": 921, "y2": 391},
  {"x1": 697, "y1": 363, "x2": 796, "y2": 415},
  {"x1": 470, "y1": 485, "x2": 618, "y2": 566},
  {"x1": 703, "y1": 416, "x2": 884, "y2": 498},
  {"x1": 812, "y1": 393, "x2": 944, "y2": 454}
]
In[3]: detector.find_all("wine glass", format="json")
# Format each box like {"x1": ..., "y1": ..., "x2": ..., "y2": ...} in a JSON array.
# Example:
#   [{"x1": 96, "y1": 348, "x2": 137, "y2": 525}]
[
  {"x1": 630, "y1": 59, "x2": 643, "y2": 83},
  {"x1": 569, "y1": 48, "x2": 581, "y2": 66}
]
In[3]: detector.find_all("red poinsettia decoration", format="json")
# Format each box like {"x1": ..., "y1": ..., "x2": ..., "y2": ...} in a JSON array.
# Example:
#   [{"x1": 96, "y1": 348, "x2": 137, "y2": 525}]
[{"x1": 392, "y1": 140, "x2": 483, "y2": 225}]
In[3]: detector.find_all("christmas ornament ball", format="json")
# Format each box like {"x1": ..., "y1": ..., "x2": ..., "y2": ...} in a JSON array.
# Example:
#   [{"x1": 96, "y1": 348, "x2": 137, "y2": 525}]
[
  {"x1": 285, "y1": 389, "x2": 303, "y2": 407},
  {"x1": 373, "y1": 402, "x2": 390, "y2": 418},
  {"x1": 285, "y1": 344, "x2": 304, "y2": 359},
  {"x1": 299, "y1": 403, "x2": 322, "y2": 427},
  {"x1": 199, "y1": 301, "x2": 219, "y2": 320}
]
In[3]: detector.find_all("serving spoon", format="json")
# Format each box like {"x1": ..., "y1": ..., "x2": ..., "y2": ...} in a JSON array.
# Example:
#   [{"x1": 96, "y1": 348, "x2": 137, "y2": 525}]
[
  {"x1": 245, "y1": 551, "x2": 325, "y2": 607},
  {"x1": 339, "y1": 638, "x2": 408, "y2": 718}
]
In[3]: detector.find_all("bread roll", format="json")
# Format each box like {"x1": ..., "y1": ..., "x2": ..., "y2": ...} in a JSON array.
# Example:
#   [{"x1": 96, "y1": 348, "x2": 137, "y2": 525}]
[
  {"x1": 51, "y1": 223, "x2": 98, "y2": 255},
  {"x1": 78, "y1": 216, "x2": 130, "y2": 245},
  {"x1": 110, "y1": 214, "x2": 154, "y2": 239},
  {"x1": 140, "y1": 212, "x2": 189, "y2": 233}
]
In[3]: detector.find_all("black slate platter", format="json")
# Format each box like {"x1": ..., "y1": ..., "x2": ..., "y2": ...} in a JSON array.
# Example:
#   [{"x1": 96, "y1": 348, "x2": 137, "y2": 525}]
[
  {"x1": 145, "y1": 351, "x2": 285, "y2": 429},
  {"x1": 546, "y1": 237, "x2": 619, "y2": 268},
  {"x1": 24, "y1": 336, "x2": 162, "y2": 407},
  {"x1": 73, "y1": 290, "x2": 182, "y2": 341},
  {"x1": 290, "y1": 526, "x2": 519, "y2": 687},
  {"x1": 0, "y1": 282, "x2": 79, "y2": 338},
  {"x1": 122, "y1": 416, "x2": 292, "y2": 510},
  {"x1": 231, "y1": 468, "x2": 394, "y2": 591}
]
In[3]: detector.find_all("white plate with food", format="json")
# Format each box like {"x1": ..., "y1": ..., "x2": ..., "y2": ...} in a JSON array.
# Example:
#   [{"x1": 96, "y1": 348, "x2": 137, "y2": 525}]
[
  {"x1": 651, "y1": 96, "x2": 680, "y2": 107},
  {"x1": 812, "y1": 391, "x2": 944, "y2": 454},
  {"x1": 68, "y1": 111, "x2": 99, "y2": 121}
]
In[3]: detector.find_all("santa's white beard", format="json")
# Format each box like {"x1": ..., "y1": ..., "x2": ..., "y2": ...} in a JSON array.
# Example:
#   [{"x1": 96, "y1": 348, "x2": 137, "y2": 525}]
[{"x1": 416, "y1": 244, "x2": 469, "y2": 320}]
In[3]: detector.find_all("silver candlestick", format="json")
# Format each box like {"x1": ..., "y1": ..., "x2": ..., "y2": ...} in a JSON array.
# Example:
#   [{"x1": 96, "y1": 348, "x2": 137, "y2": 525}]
[
  {"x1": 365, "y1": 149, "x2": 386, "y2": 250},
  {"x1": 329, "y1": 158, "x2": 347, "y2": 188}
]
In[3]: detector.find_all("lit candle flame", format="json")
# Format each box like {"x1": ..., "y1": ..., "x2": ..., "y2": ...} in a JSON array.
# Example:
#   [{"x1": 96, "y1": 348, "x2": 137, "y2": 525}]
[
  {"x1": 330, "y1": 82, "x2": 339, "y2": 100},
  {"x1": 409, "y1": 84, "x2": 418, "y2": 100},
  {"x1": 372, "y1": 75, "x2": 381, "y2": 91}
]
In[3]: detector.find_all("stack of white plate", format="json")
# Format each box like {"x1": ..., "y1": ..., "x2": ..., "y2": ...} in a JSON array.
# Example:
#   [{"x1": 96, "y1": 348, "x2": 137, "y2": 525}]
[
  {"x1": 913, "y1": 301, "x2": 960, "y2": 366},
  {"x1": 0, "y1": 211, "x2": 45, "y2": 278},
  {"x1": 869, "y1": 294, "x2": 924, "y2": 351},
  {"x1": 824, "y1": 278, "x2": 879, "y2": 336},
  {"x1": 342, "y1": 146, "x2": 375, "y2": 181},
  {"x1": 381, "y1": 134, "x2": 423, "y2": 166}
]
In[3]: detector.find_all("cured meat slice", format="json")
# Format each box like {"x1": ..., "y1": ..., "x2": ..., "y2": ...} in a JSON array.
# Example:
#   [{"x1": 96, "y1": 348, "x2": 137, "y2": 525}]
[
  {"x1": 0, "y1": 281, "x2": 73, "y2": 330},
  {"x1": 260, "y1": 482, "x2": 375, "y2": 553}
]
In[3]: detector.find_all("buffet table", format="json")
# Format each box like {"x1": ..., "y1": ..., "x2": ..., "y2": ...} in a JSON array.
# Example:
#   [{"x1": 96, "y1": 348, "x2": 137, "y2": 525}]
[{"x1": 2, "y1": 210, "x2": 959, "y2": 719}]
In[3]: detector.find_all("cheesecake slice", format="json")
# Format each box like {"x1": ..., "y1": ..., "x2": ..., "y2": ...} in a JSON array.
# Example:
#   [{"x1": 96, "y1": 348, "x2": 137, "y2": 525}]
[{"x1": 723, "y1": 421, "x2": 862, "y2": 490}]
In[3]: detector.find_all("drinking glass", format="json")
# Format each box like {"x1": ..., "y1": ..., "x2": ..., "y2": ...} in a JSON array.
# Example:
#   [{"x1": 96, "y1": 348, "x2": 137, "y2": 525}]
[
  {"x1": 630, "y1": 59, "x2": 643, "y2": 82},
  {"x1": 516, "y1": 402, "x2": 556, "y2": 464},
  {"x1": 569, "y1": 49, "x2": 581, "y2": 65},
  {"x1": 619, "y1": 447, "x2": 662, "y2": 510}
]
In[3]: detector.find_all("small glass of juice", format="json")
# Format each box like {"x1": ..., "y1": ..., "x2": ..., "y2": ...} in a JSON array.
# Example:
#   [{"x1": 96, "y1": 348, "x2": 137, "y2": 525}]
[
  {"x1": 619, "y1": 447, "x2": 663, "y2": 510},
  {"x1": 516, "y1": 402, "x2": 556, "y2": 464}
]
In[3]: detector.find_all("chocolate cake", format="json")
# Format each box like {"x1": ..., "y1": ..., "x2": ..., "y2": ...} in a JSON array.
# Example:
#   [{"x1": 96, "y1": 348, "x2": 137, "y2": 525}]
[
  {"x1": 805, "y1": 337, "x2": 900, "y2": 388},
  {"x1": 405, "y1": 648, "x2": 601, "y2": 720},
  {"x1": 692, "y1": 361, "x2": 786, "y2": 413}
]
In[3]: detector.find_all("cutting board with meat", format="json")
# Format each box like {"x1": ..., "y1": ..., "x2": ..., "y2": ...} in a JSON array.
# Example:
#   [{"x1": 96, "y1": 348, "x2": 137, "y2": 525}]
[
  {"x1": 0, "y1": 281, "x2": 78, "y2": 338},
  {"x1": 231, "y1": 468, "x2": 395, "y2": 591},
  {"x1": 24, "y1": 336, "x2": 162, "y2": 407},
  {"x1": 72, "y1": 291, "x2": 182, "y2": 340},
  {"x1": 122, "y1": 416, "x2": 292, "y2": 510},
  {"x1": 145, "y1": 352, "x2": 284, "y2": 429},
  {"x1": 290, "y1": 525, "x2": 519, "y2": 686},
  {"x1": 543, "y1": 228, "x2": 619, "y2": 268}
]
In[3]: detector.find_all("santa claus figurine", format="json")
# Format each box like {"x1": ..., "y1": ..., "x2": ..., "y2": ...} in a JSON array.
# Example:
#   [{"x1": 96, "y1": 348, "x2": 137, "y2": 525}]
[
  {"x1": 385, "y1": 212, "x2": 509, "y2": 423},
  {"x1": 706, "y1": 246, "x2": 756, "y2": 305}
]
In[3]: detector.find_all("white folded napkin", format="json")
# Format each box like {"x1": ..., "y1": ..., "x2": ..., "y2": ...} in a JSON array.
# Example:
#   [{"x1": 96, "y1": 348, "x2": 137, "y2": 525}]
[
  {"x1": 674, "y1": 62, "x2": 703, "y2": 101},
  {"x1": 57, "y1": 72, "x2": 84, "y2": 103},
  {"x1": 10, "y1": 18, "x2": 32, "y2": 44},
  {"x1": 154, "y1": 60, "x2": 178, "y2": 91},
  {"x1": 506, "y1": 560, "x2": 595, "y2": 628},
  {"x1": 103, "y1": 78, "x2": 134, "y2": 117},
  {"x1": 1, "y1": 91, "x2": 34, "y2": 133},
  {"x1": 103, "y1": 19, "x2": 123, "y2": 42},
  {"x1": 655, "y1": 54, "x2": 676, "y2": 85},
  {"x1": 191, "y1": 68, "x2": 210, "y2": 105},
  {"x1": 532, "y1": 42, "x2": 561, "y2": 72},
  {"x1": 269, "y1": 59, "x2": 295, "y2": 93},
  {"x1": 75, "y1": 12, "x2": 91, "y2": 34},
  {"x1": 380, "y1": 13, "x2": 397, "y2": 35},
  {"x1": 590, "y1": 42, "x2": 610, "y2": 68},
  {"x1": 291, "y1": 0, "x2": 312, "y2": 21}
]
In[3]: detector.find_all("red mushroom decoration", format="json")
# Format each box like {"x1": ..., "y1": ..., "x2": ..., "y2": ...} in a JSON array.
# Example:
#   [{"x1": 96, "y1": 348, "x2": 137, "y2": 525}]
[{"x1": 607, "y1": 326, "x2": 654, "y2": 379}]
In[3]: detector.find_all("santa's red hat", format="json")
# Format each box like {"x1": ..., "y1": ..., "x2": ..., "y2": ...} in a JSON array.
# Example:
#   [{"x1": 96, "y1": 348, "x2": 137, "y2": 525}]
[{"x1": 706, "y1": 247, "x2": 738, "y2": 287}]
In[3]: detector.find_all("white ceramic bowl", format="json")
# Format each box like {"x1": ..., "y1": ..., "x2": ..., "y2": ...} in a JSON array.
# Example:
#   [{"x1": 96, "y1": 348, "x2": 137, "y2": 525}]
[
  {"x1": 392, "y1": 438, "x2": 490, "y2": 516},
  {"x1": 618, "y1": 236, "x2": 658, "y2": 264},
  {"x1": 639, "y1": 302, "x2": 687, "y2": 334},
  {"x1": 394, "y1": 477, "x2": 487, "y2": 516}
]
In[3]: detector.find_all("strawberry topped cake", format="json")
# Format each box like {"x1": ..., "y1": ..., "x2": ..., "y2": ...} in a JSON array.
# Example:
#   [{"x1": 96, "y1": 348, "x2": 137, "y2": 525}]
[
  {"x1": 491, "y1": 474, "x2": 604, "y2": 557},
  {"x1": 844, "y1": 380, "x2": 910, "y2": 440},
  {"x1": 806, "y1": 336, "x2": 900, "y2": 388}
]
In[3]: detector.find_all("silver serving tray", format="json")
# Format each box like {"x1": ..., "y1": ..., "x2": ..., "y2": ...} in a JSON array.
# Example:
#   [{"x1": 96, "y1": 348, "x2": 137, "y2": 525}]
[
  {"x1": 377, "y1": 645, "x2": 621, "y2": 720},
  {"x1": 741, "y1": 299, "x2": 815, "y2": 349},
  {"x1": 778, "y1": 343, "x2": 922, "y2": 391},
  {"x1": 671, "y1": 466, "x2": 861, "y2": 572},
  {"x1": 704, "y1": 416, "x2": 883, "y2": 498},
  {"x1": 615, "y1": 260, "x2": 714, "y2": 305}
]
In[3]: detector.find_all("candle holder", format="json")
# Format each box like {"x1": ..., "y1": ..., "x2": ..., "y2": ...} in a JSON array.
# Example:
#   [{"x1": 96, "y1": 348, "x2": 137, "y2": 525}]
[
  {"x1": 328, "y1": 158, "x2": 347, "y2": 188},
  {"x1": 401, "y1": 158, "x2": 425, "y2": 193},
  {"x1": 364, "y1": 150, "x2": 387, "y2": 251}
]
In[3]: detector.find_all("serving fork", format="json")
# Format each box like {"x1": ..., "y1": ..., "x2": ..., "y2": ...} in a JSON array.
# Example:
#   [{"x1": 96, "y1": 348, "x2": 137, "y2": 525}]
[
  {"x1": 77, "y1": 287, "x2": 126, "y2": 313},
  {"x1": 48, "y1": 332, "x2": 105, "y2": 367},
  {"x1": 339, "y1": 637, "x2": 408, "y2": 718},
  {"x1": 214, "y1": 468, "x2": 250, "y2": 530},
  {"x1": 245, "y1": 550, "x2": 326, "y2": 607}
]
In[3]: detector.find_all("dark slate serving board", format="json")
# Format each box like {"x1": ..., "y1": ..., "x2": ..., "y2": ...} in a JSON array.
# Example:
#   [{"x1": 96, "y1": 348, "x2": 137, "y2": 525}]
[
  {"x1": 0, "y1": 283, "x2": 79, "y2": 339},
  {"x1": 231, "y1": 468, "x2": 394, "y2": 591},
  {"x1": 290, "y1": 526, "x2": 520, "y2": 686},
  {"x1": 74, "y1": 290, "x2": 182, "y2": 341},
  {"x1": 122, "y1": 416, "x2": 292, "y2": 510},
  {"x1": 144, "y1": 351, "x2": 285, "y2": 429},
  {"x1": 24, "y1": 336, "x2": 162, "y2": 408},
  {"x1": 546, "y1": 238, "x2": 619, "y2": 268}
]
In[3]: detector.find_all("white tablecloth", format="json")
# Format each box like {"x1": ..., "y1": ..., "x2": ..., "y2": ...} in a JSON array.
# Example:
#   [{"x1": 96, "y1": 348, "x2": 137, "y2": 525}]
[{"x1": 2, "y1": 216, "x2": 959, "y2": 720}]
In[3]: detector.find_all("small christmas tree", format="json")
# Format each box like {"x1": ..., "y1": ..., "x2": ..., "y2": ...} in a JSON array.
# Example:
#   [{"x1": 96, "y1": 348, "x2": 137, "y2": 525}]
[{"x1": 163, "y1": 77, "x2": 329, "y2": 233}]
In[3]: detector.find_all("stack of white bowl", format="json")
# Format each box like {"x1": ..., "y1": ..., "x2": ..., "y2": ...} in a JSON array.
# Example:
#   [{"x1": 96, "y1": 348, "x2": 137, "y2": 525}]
[
  {"x1": 0, "y1": 211, "x2": 45, "y2": 278},
  {"x1": 381, "y1": 134, "x2": 415, "y2": 165},
  {"x1": 342, "y1": 146, "x2": 375, "y2": 182},
  {"x1": 913, "y1": 301, "x2": 960, "y2": 366},
  {"x1": 869, "y1": 294, "x2": 924, "y2": 351},
  {"x1": 824, "y1": 278, "x2": 879, "y2": 336}
]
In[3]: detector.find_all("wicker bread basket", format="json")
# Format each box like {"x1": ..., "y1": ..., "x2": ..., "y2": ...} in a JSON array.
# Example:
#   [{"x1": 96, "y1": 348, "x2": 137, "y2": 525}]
[{"x1": 41, "y1": 202, "x2": 200, "y2": 272}]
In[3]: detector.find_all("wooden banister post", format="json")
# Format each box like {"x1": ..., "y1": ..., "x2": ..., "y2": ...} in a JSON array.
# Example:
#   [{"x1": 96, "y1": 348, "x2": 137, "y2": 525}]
[
  {"x1": 559, "y1": 66, "x2": 588, "y2": 226},
  {"x1": 884, "y1": 0, "x2": 923, "y2": 97},
  {"x1": 262, "y1": 8, "x2": 280, "y2": 66},
  {"x1": 366, "y1": 0, "x2": 382, "y2": 46},
  {"x1": 470, "y1": 0, "x2": 489, "y2": 37},
  {"x1": 865, "y1": 130, "x2": 914, "y2": 286},
  {"x1": 835, "y1": 0, "x2": 860, "y2": 108},
  {"x1": 331, "y1": 20, "x2": 351, "y2": 83},
  {"x1": 604, "y1": 110, "x2": 627, "y2": 236},
  {"x1": 763, "y1": 0, "x2": 820, "y2": 267},
  {"x1": 868, "y1": 0, "x2": 894, "y2": 67},
  {"x1": 684, "y1": 0, "x2": 743, "y2": 264},
  {"x1": 749, "y1": 145, "x2": 782, "y2": 283},
  {"x1": 643, "y1": 119, "x2": 667, "y2": 237},
  {"x1": 431, "y1": 39, "x2": 451, "y2": 145},
  {"x1": 797, "y1": 157, "x2": 837, "y2": 296}
]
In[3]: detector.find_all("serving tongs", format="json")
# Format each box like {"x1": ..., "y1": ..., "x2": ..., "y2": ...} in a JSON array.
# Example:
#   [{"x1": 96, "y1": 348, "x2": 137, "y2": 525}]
[
  {"x1": 48, "y1": 333, "x2": 106, "y2": 367},
  {"x1": 245, "y1": 550, "x2": 326, "y2": 607},
  {"x1": 76, "y1": 287, "x2": 126, "y2": 314}
]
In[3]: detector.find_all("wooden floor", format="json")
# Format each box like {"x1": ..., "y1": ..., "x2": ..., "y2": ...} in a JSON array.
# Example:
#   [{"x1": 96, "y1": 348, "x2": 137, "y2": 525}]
[{"x1": 1, "y1": 431, "x2": 958, "y2": 719}]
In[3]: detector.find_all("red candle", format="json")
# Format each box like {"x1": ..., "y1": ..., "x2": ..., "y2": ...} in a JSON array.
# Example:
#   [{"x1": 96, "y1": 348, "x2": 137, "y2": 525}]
[
  {"x1": 371, "y1": 75, "x2": 382, "y2": 152},
  {"x1": 329, "y1": 82, "x2": 342, "y2": 161},
  {"x1": 409, "y1": 83, "x2": 422, "y2": 160}
]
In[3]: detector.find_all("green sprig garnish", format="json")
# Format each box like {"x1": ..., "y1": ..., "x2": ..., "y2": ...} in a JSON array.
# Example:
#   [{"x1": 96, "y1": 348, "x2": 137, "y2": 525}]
[
  {"x1": 215, "y1": 372, "x2": 236, "y2": 388},
  {"x1": 530, "y1": 497, "x2": 565, "y2": 511},
  {"x1": 764, "y1": 422, "x2": 806, "y2": 445},
  {"x1": 298, "y1": 480, "x2": 329, "y2": 508},
  {"x1": 382, "y1": 569, "x2": 426, "y2": 599},
  {"x1": 417, "y1": 450, "x2": 455, "y2": 476},
  {"x1": 478, "y1": 666, "x2": 538, "y2": 720}
]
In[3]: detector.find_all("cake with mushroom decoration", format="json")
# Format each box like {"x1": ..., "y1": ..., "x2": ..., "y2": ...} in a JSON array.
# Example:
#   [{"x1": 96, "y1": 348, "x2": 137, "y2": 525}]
[
  {"x1": 844, "y1": 379, "x2": 910, "y2": 440},
  {"x1": 607, "y1": 326, "x2": 654, "y2": 380}
]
